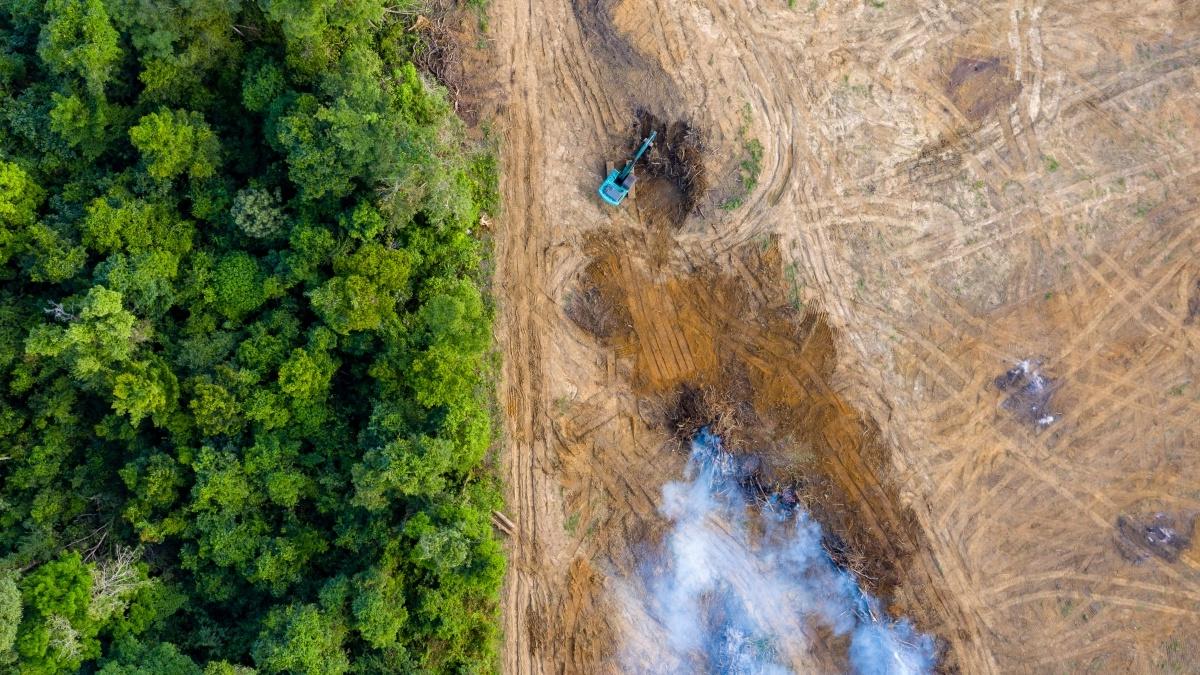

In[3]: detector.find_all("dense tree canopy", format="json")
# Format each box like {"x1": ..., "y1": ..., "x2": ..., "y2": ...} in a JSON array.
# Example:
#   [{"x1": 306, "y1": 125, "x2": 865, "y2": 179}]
[{"x1": 0, "y1": 0, "x2": 503, "y2": 672}]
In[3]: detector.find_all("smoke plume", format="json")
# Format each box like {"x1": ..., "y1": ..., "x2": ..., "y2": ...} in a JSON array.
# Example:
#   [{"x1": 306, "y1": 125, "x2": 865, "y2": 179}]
[{"x1": 617, "y1": 429, "x2": 936, "y2": 674}]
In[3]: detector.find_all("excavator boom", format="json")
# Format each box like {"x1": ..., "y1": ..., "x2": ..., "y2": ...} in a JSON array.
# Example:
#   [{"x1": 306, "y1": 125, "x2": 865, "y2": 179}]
[{"x1": 618, "y1": 130, "x2": 658, "y2": 181}]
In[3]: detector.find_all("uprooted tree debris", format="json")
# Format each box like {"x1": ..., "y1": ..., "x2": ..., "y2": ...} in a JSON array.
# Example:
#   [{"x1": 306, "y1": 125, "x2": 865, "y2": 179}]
[
  {"x1": 632, "y1": 109, "x2": 708, "y2": 224},
  {"x1": 994, "y1": 358, "x2": 1060, "y2": 428}
]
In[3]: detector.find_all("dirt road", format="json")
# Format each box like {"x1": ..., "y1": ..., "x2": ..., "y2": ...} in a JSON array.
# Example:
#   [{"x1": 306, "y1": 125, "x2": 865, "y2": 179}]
[{"x1": 481, "y1": 0, "x2": 1200, "y2": 671}]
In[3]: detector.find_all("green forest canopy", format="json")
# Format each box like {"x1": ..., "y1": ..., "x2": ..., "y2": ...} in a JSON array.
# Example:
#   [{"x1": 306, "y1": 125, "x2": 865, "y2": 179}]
[{"x1": 0, "y1": 0, "x2": 503, "y2": 672}]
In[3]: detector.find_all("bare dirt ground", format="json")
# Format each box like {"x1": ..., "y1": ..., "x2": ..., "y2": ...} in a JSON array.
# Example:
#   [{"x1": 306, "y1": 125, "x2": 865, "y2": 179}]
[{"x1": 465, "y1": 0, "x2": 1200, "y2": 671}]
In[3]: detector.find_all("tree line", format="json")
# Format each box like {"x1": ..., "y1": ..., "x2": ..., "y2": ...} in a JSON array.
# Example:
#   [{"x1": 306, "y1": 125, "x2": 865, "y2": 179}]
[{"x1": 0, "y1": 0, "x2": 503, "y2": 672}]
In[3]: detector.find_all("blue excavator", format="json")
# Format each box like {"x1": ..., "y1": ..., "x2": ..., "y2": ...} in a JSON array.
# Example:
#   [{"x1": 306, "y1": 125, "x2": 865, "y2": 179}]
[{"x1": 598, "y1": 130, "x2": 657, "y2": 206}]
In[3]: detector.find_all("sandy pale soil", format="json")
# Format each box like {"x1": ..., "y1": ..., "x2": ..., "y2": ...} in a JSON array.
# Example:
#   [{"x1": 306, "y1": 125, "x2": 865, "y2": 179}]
[{"x1": 467, "y1": 0, "x2": 1200, "y2": 671}]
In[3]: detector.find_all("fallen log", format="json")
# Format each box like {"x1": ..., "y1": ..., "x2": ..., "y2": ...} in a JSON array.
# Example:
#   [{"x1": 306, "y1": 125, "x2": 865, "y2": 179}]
[{"x1": 491, "y1": 510, "x2": 516, "y2": 537}]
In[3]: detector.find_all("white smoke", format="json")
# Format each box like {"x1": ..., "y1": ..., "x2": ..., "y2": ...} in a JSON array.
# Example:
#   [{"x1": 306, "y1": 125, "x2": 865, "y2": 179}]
[{"x1": 617, "y1": 429, "x2": 936, "y2": 674}]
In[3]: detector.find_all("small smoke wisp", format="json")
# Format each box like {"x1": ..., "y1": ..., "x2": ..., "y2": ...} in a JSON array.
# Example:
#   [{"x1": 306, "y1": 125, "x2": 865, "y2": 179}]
[{"x1": 618, "y1": 430, "x2": 936, "y2": 674}]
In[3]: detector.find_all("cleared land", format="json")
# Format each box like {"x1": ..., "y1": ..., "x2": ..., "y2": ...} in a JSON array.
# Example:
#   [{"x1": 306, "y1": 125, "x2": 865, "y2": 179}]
[{"x1": 468, "y1": 0, "x2": 1200, "y2": 671}]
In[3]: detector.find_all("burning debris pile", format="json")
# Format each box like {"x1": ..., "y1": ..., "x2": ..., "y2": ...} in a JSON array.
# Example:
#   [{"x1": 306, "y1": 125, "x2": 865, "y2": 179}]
[
  {"x1": 663, "y1": 383, "x2": 753, "y2": 453},
  {"x1": 1115, "y1": 512, "x2": 1196, "y2": 564},
  {"x1": 618, "y1": 429, "x2": 936, "y2": 674},
  {"x1": 994, "y1": 359, "x2": 1059, "y2": 429}
]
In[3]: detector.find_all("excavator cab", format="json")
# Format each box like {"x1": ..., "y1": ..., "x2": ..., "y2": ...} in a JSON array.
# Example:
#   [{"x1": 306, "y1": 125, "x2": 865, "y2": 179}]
[{"x1": 599, "y1": 130, "x2": 657, "y2": 206}]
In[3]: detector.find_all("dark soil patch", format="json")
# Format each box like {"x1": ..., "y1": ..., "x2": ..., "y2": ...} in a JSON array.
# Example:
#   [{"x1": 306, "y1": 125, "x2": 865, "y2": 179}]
[
  {"x1": 569, "y1": 0, "x2": 648, "y2": 71},
  {"x1": 566, "y1": 286, "x2": 623, "y2": 339},
  {"x1": 945, "y1": 56, "x2": 1021, "y2": 122},
  {"x1": 565, "y1": 257, "x2": 633, "y2": 342},
  {"x1": 1186, "y1": 278, "x2": 1200, "y2": 324},
  {"x1": 1115, "y1": 512, "x2": 1196, "y2": 563},
  {"x1": 994, "y1": 359, "x2": 1060, "y2": 428},
  {"x1": 633, "y1": 109, "x2": 707, "y2": 225}
]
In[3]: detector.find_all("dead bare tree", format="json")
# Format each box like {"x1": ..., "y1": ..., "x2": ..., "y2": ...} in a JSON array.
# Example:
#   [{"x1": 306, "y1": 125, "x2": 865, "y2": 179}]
[
  {"x1": 46, "y1": 615, "x2": 80, "y2": 662},
  {"x1": 43, "y1": 301, "x2": 76, "y2": 322},
  {"x1": 88, "y1": 545, "x2": 148, "y2": 622}
]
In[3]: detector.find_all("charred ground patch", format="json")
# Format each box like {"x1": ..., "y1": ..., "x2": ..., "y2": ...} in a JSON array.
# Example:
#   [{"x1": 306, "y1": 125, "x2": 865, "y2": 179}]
[
  {"x1": 994, "y1": 358, "x2": 1061, "y2": 429},
  {"x1": 569, "y1": 0, "x2": 650, "y2": 71},
  {"x1": 1115, "y1": 511, "x2": 1197, "y2": 564},
  {"x1": 945, "y1": 56, "x2": 1020, "y2": 122}
]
